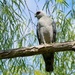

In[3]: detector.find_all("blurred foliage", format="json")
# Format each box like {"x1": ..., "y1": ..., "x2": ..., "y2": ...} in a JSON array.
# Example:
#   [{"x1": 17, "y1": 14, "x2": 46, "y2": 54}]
[{"x1": 0, "y1": 0, "x2": 75, "y2": 75}]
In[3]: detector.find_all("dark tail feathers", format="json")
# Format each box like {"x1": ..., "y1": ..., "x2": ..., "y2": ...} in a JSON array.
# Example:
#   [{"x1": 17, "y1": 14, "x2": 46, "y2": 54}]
[{"x1": 43, "y1": 52, "x2": 54, "y2": 72}]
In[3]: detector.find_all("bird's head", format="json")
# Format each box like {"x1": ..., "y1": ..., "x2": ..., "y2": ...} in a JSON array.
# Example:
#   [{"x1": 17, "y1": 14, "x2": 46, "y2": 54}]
[{"x1": 35, "y1": 11, "x2": 47, "y2": 19}]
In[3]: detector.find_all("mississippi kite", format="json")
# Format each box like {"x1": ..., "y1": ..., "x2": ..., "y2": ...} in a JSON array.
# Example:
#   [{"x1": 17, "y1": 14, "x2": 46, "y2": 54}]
[{"x1": 35, "y1": 11, "x2": 56, "y2": 72}]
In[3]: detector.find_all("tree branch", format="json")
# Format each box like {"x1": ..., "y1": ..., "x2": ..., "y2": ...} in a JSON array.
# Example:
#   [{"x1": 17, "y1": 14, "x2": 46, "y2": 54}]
[{"x1": 0, "y1": 41, "x2": 75, "y2": 59}]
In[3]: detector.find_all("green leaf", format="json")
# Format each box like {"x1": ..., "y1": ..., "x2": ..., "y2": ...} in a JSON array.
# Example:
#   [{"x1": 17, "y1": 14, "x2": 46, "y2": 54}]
[
  {"x1": 34, "y1": 70, "x2": 45, "y2": 75},
  {"x1": 56, "y1": 0, "x2": 64, "y2": 3}
]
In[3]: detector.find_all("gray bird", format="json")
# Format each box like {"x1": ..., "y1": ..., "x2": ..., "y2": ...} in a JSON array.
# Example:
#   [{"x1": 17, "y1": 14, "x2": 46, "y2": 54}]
[{"x1": 35, "y1": 11, "x2": 56, "y2": 72}]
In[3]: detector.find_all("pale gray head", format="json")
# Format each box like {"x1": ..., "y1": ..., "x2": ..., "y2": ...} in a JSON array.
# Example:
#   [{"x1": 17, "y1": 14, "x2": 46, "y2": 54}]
[{"x1": 35, "y1": 11, "x2": 47, "y2": 19}]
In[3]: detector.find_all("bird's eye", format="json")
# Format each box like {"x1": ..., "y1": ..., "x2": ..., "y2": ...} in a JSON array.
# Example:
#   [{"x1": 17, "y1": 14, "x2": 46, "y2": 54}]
[{"x1": 36, "y1": 11, "x2": 40, "y2": 15}]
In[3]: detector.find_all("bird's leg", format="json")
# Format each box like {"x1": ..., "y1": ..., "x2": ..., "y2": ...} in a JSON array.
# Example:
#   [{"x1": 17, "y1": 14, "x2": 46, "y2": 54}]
[
  {"x1": 40, "y1": 29, "x2": 47, "y2": 47},
  {"x1": 42, "y1": 35, "x2": 47, "y2": 47},
  {"x1": 43, "y1": 40, "x2": 47, "y2": 47}
]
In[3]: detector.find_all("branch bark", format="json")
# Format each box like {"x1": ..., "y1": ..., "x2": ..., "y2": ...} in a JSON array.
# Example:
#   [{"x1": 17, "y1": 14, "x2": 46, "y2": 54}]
[{"x1": 0, "y1": 41, "x2": 75, "y2": 59}]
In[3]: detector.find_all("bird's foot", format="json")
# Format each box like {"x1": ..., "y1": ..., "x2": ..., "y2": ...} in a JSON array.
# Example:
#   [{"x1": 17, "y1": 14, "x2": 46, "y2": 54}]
[{"x1": 44, "y1": 43, "x2": 47, "y2": 48}]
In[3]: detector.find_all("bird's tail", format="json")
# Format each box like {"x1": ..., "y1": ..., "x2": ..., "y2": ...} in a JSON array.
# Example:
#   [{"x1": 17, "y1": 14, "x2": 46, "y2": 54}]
[{"x1": 43, "y1": 52, "x2": 54, "y2": 72}]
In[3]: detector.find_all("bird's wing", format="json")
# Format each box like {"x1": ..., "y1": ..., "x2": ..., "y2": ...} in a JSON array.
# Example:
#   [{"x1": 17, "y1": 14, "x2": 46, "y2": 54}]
[
  {"x1": 37, "y1": 23, "x2": 41, "y2": 44},
  {"x1": 52, "y1": 21, "x2": 56, "y2": 42}
]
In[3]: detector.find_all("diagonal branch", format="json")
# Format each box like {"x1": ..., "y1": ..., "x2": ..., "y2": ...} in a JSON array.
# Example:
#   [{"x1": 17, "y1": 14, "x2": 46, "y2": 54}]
[{"x1": 0, "y1": 41, "x2": 75, "y2": 59}]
